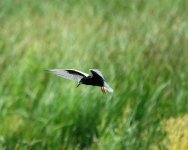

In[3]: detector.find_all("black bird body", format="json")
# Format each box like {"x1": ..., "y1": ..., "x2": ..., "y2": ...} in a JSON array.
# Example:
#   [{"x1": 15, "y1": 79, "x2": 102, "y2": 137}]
[
  {"x1": 48, "y1": 69, "x2": 113, "y2": 93},
  {"x1": 80, "y1": 76, "x2": 104, "y2": 87}
]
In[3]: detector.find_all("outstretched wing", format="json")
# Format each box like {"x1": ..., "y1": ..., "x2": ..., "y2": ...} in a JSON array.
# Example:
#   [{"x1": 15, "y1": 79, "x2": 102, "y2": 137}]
[
  {"x1": 90, "y1": 69, "x2": 105, "y2": 80},
  {"x1": 47, "y1": 69, "x2": 89, "y2": 82}
]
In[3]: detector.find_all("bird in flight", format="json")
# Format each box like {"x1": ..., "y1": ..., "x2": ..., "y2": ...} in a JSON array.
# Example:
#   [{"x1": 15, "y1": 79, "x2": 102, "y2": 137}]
[{"x1": 47, "y1": 69, "x2": 113, "y2": 93}]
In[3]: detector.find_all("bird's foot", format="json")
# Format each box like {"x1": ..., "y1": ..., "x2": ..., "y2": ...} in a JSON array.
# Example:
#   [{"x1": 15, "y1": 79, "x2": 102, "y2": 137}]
[{"x1": 101, "y1": 87, "x2": 107, "y2": 94}]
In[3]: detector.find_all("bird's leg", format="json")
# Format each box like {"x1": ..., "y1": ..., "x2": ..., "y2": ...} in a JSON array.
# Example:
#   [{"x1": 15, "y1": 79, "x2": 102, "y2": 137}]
[
  {"x1": 101, "y1": 87, "x2": 106, "y2": 94},
  {"x1": 101, "y1": 87, "x2": 104, "y2": 93}
]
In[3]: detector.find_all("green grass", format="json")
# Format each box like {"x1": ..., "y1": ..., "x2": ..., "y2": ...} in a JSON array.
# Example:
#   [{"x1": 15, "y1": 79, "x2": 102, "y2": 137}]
[{"x1": 0, "y1": 0, "x2": 188, "y2": 149}]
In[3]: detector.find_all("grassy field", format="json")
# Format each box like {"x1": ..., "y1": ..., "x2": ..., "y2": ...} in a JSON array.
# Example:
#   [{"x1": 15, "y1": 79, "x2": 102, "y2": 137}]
[{"x1": 0, "y1": 0, "x2": 188, "y2": 149}]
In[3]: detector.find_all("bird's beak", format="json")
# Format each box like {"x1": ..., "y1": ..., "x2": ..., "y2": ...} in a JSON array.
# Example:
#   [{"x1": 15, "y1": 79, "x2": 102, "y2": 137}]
[{"x1": 76, "y1": 83, "x2": 80, "y2": 87}]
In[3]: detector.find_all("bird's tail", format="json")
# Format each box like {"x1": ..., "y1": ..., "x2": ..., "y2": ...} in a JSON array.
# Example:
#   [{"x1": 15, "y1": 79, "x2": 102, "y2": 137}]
[{"x1": 103, "y1": 81, "x2": 114, "y2": 93}]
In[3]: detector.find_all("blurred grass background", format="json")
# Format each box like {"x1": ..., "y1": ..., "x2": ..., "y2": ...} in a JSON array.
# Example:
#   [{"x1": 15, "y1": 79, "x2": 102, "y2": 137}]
[{"x1": 0, "y1": 0, "x2": 188, "y2": 149}]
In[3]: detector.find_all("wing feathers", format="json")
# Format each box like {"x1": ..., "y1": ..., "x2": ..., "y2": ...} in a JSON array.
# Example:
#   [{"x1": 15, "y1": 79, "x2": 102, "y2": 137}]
[
  {"x1": 47, "y1": 69, "x2": 89, "y2": 82},
  {"x1": 65, "y1": 69, "x2": 89, "y2": 77},
  {"x1": 90, "y1": 69, "x2": 105, "y2": 80}
]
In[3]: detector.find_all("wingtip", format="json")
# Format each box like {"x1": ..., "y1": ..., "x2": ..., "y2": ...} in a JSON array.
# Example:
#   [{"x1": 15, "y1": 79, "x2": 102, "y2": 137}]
[
  {"x1": 44, "y1": 69, "x2": 58, "y2": 74},
  {"x1": 44, "y1": 69, "x2": 54, "y2": 72},
  {"x1": 44, "y1": 69, "x2": 50, "y2": 72}
]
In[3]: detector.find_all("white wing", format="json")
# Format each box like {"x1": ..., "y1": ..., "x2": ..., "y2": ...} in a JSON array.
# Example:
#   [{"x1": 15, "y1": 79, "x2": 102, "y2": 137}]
[
  {"x1": 65, "y1": 69, "x2": 89, "y2": 77},
  {"x1": 47, "y1": 69, "x2": 89, "y2": 82},
  {"x1": 89, "y1": 69, "x2": 105, "y2": 80}
]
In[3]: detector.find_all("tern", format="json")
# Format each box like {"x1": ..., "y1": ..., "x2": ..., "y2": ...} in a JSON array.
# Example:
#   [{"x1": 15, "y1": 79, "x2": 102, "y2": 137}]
[{"x1": 47, "y1": 69, "x2": 113, "y2": 93}]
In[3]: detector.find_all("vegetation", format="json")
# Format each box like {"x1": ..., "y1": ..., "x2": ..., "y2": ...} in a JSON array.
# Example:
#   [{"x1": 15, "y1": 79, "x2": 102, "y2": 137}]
[
  {"x1": 163, "y1": 115, "x2": 188, "y2": 150},
  {"x1": 0, "y1": 0, "x2": 188, "y2": 149}
]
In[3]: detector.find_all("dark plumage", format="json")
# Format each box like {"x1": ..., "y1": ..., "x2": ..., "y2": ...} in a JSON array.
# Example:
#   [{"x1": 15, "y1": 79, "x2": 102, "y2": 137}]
[{"x1": 47, "y1": 69, "x2": 113, "y2": 93}]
